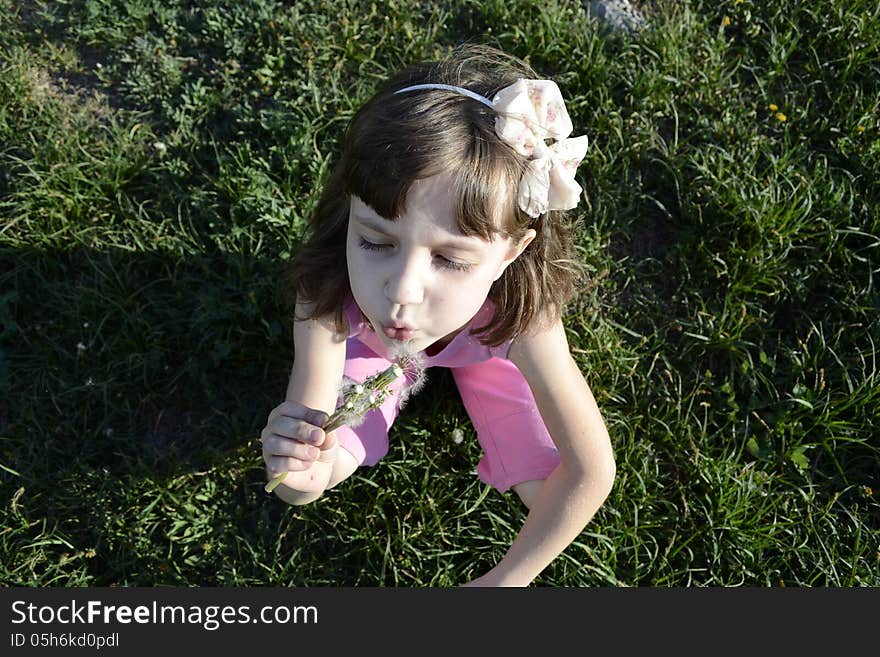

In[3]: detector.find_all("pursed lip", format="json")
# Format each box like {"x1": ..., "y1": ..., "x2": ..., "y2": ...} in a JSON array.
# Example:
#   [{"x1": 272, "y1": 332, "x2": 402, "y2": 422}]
[{"x1": 381, "y1": 321, "x2": 417, "y2": 341}]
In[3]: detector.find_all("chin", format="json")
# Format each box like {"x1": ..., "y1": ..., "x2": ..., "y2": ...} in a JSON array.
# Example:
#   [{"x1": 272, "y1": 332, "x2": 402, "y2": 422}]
[{"x1": 377, "y1": 334, "x2": 433, "y2": 355}]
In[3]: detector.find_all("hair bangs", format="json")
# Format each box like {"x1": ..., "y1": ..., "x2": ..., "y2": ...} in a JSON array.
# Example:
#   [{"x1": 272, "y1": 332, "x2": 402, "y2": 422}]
[{"x1": 340, "y1": 93, "x2": 469, "y2": 220}]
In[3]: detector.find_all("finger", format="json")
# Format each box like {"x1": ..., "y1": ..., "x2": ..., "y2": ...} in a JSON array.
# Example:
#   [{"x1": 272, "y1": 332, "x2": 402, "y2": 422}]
[
  {"x1": 273, "y1": 401, "x2": 330, "y2": 428},
  {"x1": 262, "y1": 437, "x2": 320, "y2": 461},
  {"x1": 317, "y1": 429, "x2": 336, "y2": 453},
  {"x1": 266, "y1": 455, "x2": 311, "y2": 475},
  {"x1": 269, "y1": 417, "x2": 325, "y2": 445}
]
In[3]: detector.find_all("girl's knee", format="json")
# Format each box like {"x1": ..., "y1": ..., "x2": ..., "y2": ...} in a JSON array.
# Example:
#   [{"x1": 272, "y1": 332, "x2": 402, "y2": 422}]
[
  {"x1": 325, "y1": 445, "x2": 360, "y2": 490},
  {"x1": 273, "y1": 449, "x2": 359, "y2": 505},
  {"x1": 273, "y1": 485, "x2": 324, "y2": 506}
]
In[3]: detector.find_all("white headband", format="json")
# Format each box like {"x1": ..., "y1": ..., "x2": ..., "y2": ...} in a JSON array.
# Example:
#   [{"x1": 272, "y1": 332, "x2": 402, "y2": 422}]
[{"x1": 395, "y1": 83, "x2": 494, "y2": 108}]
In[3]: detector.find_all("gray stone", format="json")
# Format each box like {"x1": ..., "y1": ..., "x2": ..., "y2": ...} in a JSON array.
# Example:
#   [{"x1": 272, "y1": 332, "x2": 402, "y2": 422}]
[{"x1": 587, "y1": 0, "x2": 649, "y2": 36}]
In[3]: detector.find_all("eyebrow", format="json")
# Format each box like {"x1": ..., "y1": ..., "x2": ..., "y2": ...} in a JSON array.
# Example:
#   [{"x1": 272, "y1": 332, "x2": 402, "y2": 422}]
[{"x1": 353, "y1": 215, "x2": 484, "y2": 253}]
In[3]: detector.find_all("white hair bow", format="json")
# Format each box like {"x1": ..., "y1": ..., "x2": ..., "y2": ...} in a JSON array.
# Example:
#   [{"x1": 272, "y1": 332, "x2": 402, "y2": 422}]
[
  {"x1": 491, "y1": 79, "x2": 589, "y2": 218},
  {"x1": 393, "y1": 78, "x2": 589, "y2": 218}
]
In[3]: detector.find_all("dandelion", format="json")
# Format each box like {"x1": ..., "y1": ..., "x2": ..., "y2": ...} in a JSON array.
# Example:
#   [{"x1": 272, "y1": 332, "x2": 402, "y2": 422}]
[
  {"x1": 857, "y1": 125, "x2": 865, "y2": 133},
  {"x1": 265, "y1": 349, "x2": 427, "y2": 493},
  {"x1": 451, "y1": 428, "x2": 464, "y2": 445},
  {"x1": 153, "y1": 141, "x2": 168, "y2": 156},
  {"x1": 768, "y1": 103, "x2": 778, "y2": 111},
  {"x1": 722, "y1": 16, "x2": 731, "y2": 27},
  {"x1": 775, "y1": 112, "x2": 787, "y2": 122}
]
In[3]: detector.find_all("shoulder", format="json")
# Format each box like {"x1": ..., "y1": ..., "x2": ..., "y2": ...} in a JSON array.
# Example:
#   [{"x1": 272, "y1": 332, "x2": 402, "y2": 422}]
[
  {"x1": 294, "y1": 297, "x2": 350, "y2": 345},
  {"x1": 507, "y1": 315, "x2": 587, "y2": 408},
  {"x1": 508, "y1": 315, "x2": 571, "y2": 373}
]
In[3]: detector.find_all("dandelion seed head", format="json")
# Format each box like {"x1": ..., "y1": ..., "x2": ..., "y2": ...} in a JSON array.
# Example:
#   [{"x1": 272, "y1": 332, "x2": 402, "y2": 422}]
[
  {"x1": 451, "y1": 429, "x2": 464, "y2": 445},
  {"x1": 387, "y1": 342, "x2": 417, "y2": 361}
]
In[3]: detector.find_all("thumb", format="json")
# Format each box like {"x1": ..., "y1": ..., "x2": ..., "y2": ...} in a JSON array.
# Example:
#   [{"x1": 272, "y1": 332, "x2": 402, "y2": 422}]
[
  {"x1": 318, "y1": 428, "x2": 337, "y2": 452},
  {"x1": 277, "y1": 401, "x2": 330, "y2": 429},
  {"x1": 307, "y1": 409, "x2": 330, "y2": 428}
]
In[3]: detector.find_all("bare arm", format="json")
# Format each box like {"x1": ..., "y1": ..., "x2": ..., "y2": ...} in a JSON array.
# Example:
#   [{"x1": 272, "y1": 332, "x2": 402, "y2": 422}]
[
  {"x1": 268, "y1": 301, "x2": 348, "y2": 502},
  {"x1": 286, "y1": 301, "x2": 348, "y2": 410},
  {"x1": 475, "y1": 318, "x2": 616, "y2": 586}
]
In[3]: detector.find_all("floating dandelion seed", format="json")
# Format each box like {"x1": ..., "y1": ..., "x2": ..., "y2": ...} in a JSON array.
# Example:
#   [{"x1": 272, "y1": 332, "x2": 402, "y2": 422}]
[{"x1": 265, "y1": 348, "x2": 427, "y2": 493}]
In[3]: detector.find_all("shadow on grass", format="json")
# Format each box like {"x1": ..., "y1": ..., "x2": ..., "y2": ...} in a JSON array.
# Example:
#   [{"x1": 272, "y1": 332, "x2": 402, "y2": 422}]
[{"x1": 0, "y1": 243, "x2": 504, "y2": 585}]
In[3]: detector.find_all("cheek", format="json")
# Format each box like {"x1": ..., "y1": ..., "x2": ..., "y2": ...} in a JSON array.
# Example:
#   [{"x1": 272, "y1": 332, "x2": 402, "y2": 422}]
[
  {"x1": 441, "y1": 269, "x2": 496, "y2": 308},
  {"x1": 346, "y1": 242, "x2": 367, "y2": 275}
]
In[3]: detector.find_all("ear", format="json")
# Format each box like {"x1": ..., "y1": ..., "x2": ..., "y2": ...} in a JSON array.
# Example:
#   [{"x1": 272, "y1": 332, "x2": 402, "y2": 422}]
[{"x1": 493, "y1": 229, "x2": 536, "y2": 281}]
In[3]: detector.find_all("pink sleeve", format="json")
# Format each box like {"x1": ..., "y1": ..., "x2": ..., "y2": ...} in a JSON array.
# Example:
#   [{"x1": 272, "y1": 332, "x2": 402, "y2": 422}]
[{"x1": 489, "y1": 340, "x2": 513, "y2": 360}]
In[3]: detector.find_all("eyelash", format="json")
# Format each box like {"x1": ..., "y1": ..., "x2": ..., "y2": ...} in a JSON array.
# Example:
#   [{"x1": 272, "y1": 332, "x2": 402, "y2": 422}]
[{"x1": 358, "y1": 237, "x2": 472, "y2": 273}]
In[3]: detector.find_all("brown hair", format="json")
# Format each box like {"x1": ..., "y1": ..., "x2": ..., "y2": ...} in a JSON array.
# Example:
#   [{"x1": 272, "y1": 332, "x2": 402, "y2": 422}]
[{"x1": 283, "y1": 42, "x2": 586, "y2": 346}]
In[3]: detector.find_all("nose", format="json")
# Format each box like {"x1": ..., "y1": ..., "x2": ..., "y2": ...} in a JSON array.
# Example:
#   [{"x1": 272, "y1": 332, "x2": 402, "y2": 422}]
[{"x1": 384, "y1": 251, "x2": 425, "y2": 307}]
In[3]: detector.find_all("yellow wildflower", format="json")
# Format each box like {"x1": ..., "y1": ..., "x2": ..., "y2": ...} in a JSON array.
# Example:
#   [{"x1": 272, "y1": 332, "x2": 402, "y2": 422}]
[
  {"x1": 768, "y1": 103, "x2": 778, "y2": 111},
  {"x1": 857, "y1": 125, "x2": 865, "y2": 133},
  {"x1": 775, "y1": 112, "x2": 787, "y2": 122},
  {"x1": 723, "y1": 16, "x2": 731, "y2": 27}
]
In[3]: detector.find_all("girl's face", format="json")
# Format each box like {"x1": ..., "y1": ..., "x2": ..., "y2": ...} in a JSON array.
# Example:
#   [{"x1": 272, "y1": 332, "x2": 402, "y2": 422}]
[{"x1": 346, "y1": 173, "x2": 534, "y2": 356}]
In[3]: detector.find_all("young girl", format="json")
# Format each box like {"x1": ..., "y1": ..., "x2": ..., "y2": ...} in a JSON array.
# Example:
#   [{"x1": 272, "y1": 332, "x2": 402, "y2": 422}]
[{"x1": 260, "y1": 43, "x2": 615, "y2": 587}]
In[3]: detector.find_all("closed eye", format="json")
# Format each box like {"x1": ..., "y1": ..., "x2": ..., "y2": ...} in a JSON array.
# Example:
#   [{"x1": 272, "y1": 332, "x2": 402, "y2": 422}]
[
  {"x1": 358, "y1": 237, "x2": 473, "y2": 273},
  {"x1": 436, "y1": 256, "x2": 471, "y2": 272},
  {"x1": 358, "y1": 237, "x2": 390, "y2": 251}
]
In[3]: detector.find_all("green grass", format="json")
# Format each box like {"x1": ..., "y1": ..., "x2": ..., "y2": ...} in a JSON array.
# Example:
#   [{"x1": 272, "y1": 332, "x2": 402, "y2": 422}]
[{"x1": 1, "y1": 0, "x2": 878, "y2": 586}]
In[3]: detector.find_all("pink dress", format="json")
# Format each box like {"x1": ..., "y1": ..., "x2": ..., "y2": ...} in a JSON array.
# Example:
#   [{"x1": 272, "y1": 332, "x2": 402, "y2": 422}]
[{"x1": 335, "y1": 294, "x2": 560, "y2": 492}]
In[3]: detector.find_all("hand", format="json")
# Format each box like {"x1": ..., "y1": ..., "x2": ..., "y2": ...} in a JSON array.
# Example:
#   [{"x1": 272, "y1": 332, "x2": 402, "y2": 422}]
[{"x1": 261, "y1": 401, "x2": 338, "y2": 494}]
